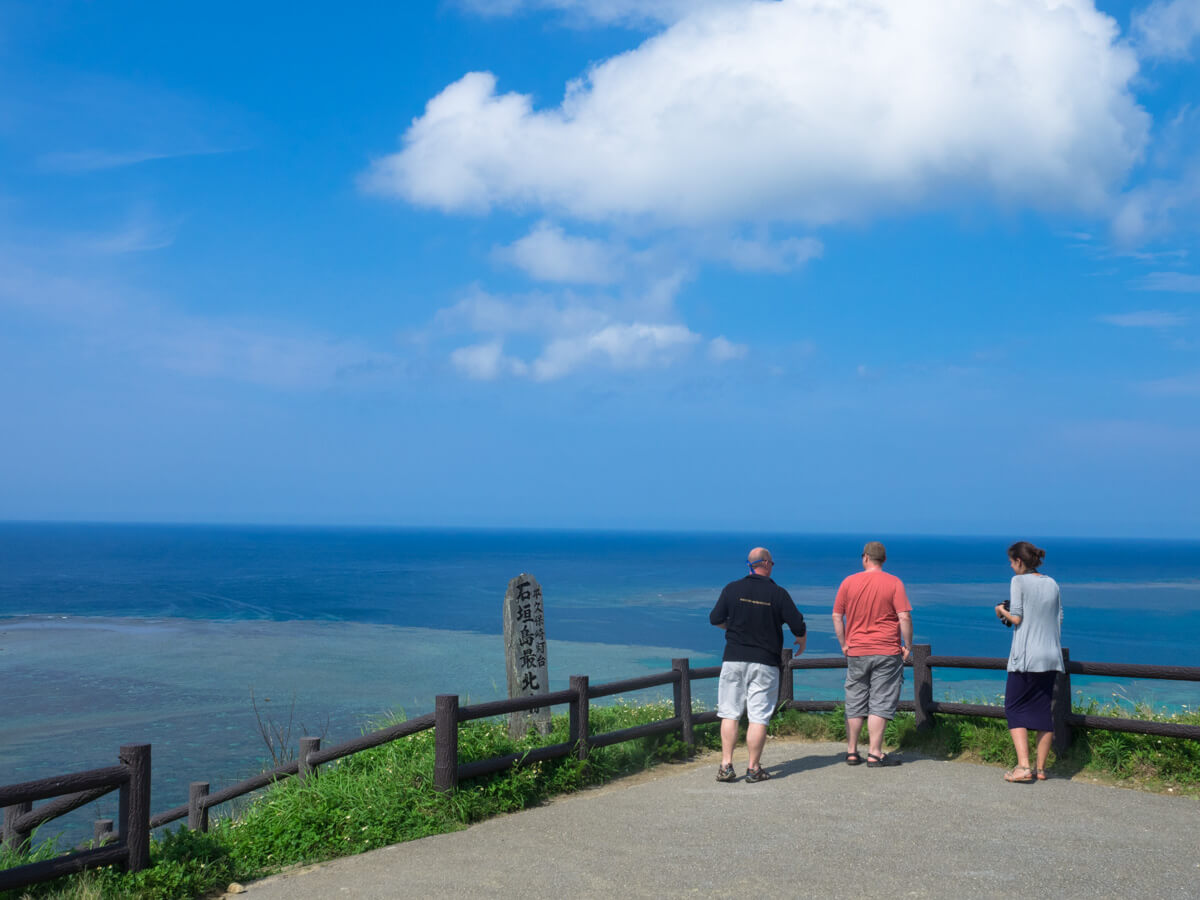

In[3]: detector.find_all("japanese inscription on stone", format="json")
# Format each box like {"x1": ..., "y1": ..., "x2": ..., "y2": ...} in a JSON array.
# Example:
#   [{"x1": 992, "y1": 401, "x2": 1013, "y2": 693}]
[{"x1": 503, "y1": 573, "x2": 551, "y2": 738}]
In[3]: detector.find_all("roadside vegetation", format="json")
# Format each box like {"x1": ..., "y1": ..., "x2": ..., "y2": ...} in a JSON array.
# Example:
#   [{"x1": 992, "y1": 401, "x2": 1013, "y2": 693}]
[{"x1": 3, "y1": 698, "x2": 1197, "y2": 900}]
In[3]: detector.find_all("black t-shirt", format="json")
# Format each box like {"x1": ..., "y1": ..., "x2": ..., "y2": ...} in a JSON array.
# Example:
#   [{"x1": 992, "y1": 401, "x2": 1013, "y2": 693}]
[{"x1": 709, "y1": 573, "x2": 806, "y2": 666}]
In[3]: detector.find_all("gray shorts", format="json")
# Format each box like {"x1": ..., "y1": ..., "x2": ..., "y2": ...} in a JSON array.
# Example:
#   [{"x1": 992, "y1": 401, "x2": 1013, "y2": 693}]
[
  {"x1": 844, "y1": 654, "x2": 905, "y2": 719},
  {"x1": 717, "y1": 661, "x2": 780, "y2": 725}
]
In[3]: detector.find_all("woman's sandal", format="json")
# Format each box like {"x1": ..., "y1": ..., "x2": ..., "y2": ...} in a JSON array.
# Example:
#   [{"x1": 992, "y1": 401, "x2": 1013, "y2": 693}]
[
  {"x1": 1035, "y1": 769, "x2": 1047, "y2": 781},
  {"x1": 1004, "y1": 766, "x2": 1035, "y2": 783}
]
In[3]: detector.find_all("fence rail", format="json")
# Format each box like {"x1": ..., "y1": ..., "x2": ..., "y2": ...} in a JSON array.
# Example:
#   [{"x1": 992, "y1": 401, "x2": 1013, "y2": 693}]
[{"x1": 3, "y1": 645, "x2": 1198, "y2": 894}]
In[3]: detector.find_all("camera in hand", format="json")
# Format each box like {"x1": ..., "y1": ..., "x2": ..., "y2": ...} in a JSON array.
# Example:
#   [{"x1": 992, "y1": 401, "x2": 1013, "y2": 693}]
[{"x1": 1001, "y1": 598, "x2": 1012, "y2": 627}]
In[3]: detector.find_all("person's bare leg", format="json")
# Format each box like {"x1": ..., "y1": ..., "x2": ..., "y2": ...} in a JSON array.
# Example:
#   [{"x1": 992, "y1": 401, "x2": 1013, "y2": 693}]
[
  {"x1": 720, "y1": 718, "x2": 739, "y2": 767},
  {"x1": 1034, "y1": 730, "x2": 1053, "y2": 771},
  {"x1": 846, "y1": 716, "x2": 865, "y2": 756},
  {"x1": 1009, "y1": 727, "x2": 1031, "y2": 770},
  {"x1": 746, "y1": 722, "x2": 768, "y2": 770},
  {"x1": 867, "y1": 715, "x2": 889, "y2": 758}
]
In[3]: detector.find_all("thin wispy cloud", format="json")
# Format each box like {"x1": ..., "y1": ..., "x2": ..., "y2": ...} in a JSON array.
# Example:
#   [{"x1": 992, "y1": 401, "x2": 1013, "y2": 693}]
[
  {"x1": 1132, "y1": 0, "x2": 1200, "y2": 61},
  {"x1": 1098, "y1": 310, "x2": 1188, "y2": 328},
  {"x1": 37, "y1": 147, "x2": 234, "y2": 174},
  {"x1": 1134, "y1": 271, "x2": 1200, "y2": 292},
  {"x1": 0, "y1": 254, "x2": 398, "y2": 390},
  {"x1": 1142, "y1": 372, "x2": 1200, "y2": 395},
  {"x1": 454, "y1": 0, "x2": 715, "y2": 26}
]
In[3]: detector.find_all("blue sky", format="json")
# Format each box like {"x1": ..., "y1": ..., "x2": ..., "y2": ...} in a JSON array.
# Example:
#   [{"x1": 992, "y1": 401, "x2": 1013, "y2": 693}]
[{"x1": 1, "y1": 0, "x2": 1199, "y2": 537}]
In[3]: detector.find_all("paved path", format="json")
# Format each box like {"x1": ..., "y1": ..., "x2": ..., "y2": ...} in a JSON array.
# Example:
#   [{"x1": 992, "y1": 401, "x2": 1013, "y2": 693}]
[{"x1": 233, "y1": 739, "x2": 1200, "y2": 899}]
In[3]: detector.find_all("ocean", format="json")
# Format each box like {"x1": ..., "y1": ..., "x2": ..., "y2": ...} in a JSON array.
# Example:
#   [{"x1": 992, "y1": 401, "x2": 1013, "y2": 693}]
[{"x1": 2, "y1": 523, "x2": 1198, "y2": 845}]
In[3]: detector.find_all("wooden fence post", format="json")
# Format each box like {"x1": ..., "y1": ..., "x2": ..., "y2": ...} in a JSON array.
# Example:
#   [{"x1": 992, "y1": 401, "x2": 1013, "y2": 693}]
[
  {"x1": 94, "y1": 818, "x2": 114, "y2": 847},
  {"x1": 672, "y1": 659, "x2": 694, "y2": 750},
  {"x1": 120, "y1": 744, "x2": 151, "y2": 873},
  {"x1": 3, "y1": 801, "x2": 32, "y2": 853},
  {"x1": 778, "y1": 649, "x2": 794, "y2": 711},
  {"x1": 912, "y1": 644, "x2": 934, "y2": 731},
  {"x1": 298, "y1": 737, "x2": 321, "y2": 781},
  {"x1": 188, "y1": 783, "x2": 210, "y2": 832},
  {"x1": 568, "y1": 675, "x2": 590, "y2": 761},
  {"x1": 1052, "y1": 647, "x2": 1072, "y2": 755},
  {"x1": 433, "y1": 695, "x2": 459, "y2": 793}
]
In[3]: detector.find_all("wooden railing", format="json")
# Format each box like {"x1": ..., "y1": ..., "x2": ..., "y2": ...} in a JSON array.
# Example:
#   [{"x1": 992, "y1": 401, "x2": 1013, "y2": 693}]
[
  {"x1": 0, "y1": 745, "x2": 149, "y2": 893},
  {"x1": 3, "y1": 646, "x2": 1199, "y2": 894}
]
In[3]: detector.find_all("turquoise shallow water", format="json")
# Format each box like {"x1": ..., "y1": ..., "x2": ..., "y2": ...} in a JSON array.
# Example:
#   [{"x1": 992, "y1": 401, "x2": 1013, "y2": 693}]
[{"x1": 1, "y1": 524, "x2": 1198, "y2": 846}]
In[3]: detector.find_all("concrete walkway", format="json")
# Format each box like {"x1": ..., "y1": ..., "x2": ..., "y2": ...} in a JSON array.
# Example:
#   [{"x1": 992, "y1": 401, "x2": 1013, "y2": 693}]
[{"x1": 233, "y1": 739, "x2": 1199, "y2": 900}]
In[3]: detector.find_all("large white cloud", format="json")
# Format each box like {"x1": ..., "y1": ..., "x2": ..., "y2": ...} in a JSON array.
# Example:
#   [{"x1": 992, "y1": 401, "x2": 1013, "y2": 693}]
[{"x1": 366, "y1": 0, "x2": 1148, "y2": 227}]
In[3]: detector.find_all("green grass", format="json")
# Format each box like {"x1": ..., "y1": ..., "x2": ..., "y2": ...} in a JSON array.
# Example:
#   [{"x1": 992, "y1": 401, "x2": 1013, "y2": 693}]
[
  {"x1": 3, "y1": 698, "x2": 1197, "y2": 899},
  {"x1": 0, "y1": 701, "x2": 719, "y2": 900},
  {"x1": 883, "y1": 698, "x2": 1200, "y2": 794}
]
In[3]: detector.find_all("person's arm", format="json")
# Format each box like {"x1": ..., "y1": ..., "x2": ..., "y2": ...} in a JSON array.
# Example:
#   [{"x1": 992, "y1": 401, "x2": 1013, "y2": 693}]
[
  {"x1": 710, "y1": 590, "x2": 729, "y2": 630},
  {"x1": 996, "y1": 578, "x2": 1023, "y2": 626},
  {"x1": 832, "y1": 612, "x2": 847, "y2": 655},
  {"x1": 898, "y1": 610, "x2": 913, "y2": 660},
  {"x1": 785, "y1": 602, "x2": 807, "y2": 654}
]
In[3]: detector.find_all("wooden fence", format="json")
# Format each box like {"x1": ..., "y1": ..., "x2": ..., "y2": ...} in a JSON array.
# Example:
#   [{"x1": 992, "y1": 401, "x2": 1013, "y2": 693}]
[{"x1": 2, "y1": 645, "x2": 1199, "y2": 893}]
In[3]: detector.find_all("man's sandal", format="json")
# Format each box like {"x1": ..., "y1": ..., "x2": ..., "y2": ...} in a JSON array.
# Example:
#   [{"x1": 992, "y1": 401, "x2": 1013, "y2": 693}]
[
  {"x1": 845, "y1": 751, "x2": 863, "y2": 766},
  {"x1": 1004, "y1": 766, "x2": 1035, "y2": 783},
  {"x1": 866, "y1": 753, "x2": 900, "y2": 767}
]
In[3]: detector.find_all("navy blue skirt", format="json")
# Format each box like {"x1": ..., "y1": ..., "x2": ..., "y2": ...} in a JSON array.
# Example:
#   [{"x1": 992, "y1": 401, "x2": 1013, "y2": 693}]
[{"x1": 1004, "y1": 670, "x2": 1055, "y2": 731}]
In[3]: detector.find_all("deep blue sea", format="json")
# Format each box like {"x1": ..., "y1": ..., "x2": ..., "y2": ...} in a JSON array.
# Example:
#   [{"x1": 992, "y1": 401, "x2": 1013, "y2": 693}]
[{"x1": 2, "y1": 523, "x2": 1198, "y2": 844}]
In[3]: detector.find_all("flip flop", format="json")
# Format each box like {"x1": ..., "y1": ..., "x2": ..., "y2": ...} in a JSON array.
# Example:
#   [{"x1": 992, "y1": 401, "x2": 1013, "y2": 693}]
[
  {"x1": 845, "y1": 751, "x2": 863, "y2": 766},
  {"x1": 1004, "y1": 766, "x2": 1035, "y2": 783}
]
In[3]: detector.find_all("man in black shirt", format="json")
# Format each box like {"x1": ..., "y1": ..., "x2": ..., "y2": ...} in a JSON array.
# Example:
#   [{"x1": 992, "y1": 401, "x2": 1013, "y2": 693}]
[{"x1": 709, "y1": 547, "x2": 807, "y2": 782}]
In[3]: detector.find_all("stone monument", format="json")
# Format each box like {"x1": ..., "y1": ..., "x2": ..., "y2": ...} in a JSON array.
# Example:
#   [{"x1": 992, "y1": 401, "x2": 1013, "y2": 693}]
[{"x1": 503, "y1": 573, "x2": 552, "y2": 738}]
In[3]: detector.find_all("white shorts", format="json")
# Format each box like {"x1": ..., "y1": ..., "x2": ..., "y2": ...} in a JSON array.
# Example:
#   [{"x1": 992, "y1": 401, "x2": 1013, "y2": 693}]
[{"x1": 717, "y1": 661, "x2": 780, "y2": 725}]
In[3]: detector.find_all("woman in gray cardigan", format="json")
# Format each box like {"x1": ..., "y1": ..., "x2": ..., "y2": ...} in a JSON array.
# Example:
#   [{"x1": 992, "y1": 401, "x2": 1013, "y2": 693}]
[{"x1": 995, "y1": 541, "x2": 1063, "y2": 783}]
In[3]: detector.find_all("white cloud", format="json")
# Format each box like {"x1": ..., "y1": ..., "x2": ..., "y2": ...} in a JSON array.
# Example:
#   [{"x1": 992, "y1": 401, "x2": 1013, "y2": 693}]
[
  {"x1": 531, "y1": 322, "x2": 699, "y2": 380},
  {"x1": 720, "y1": 236, "x2": 823, "y2": 273},
  {"x1": 431, "y1": 280, "x2": 703, "y2": 380},
  {"x1": 1098, "y1": 310, "x2": 1188, "y2": 327},
  {"x1": 366, "y1": 0, "x2": 1147, "y2": 227},
  {"x1": 449, "y1": 340, "x2": 528, "y2": 379},
  {"x1": 1135, "y1": 271, "x2": 1200, "y2": 292},
  {"x1": 1132, "y1": 0, "x2": 1200, "y2": 60},
  {"x1": 708, "y1": 336, "x2": 747, "y2": 362},
  {"x1": 494, "y1": 221, "x2": 621, "y2": 283}
]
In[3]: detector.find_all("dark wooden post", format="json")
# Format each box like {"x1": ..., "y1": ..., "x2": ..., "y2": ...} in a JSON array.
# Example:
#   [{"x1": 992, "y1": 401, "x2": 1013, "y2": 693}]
[
  {"x1": 187, "y1": 782, "x2": 210, "y2": 832},
  {"x1": 672, "y1": 659, "x2": 694, "y2": 750},
  {"x1": 94, "y1": 818, "x2": 114, "y2": 847},
  {"x1": 120, "y1": 744, "x2": 151, "y2": 873},
  {"x1": 433, "y1": 694, "x2": 459, "y2": 793},
  {"x1": 1052, "y1": 647, "x2": 1072, "y2": 755},
  {"x1": 912, "y1": 644, "x2": 934, "y2": 731},
  {"x1": 2, "y1": 801, "x2": 32, "y2": 853},
  {"x1": 778, "y1": 649, "x2": 794, "y2": 711},
  {"x1": 298, "y1": 737, "x2": 321, "y2": 781},
  {"x1": 568, "y1": 675, "x2": 590, "y2": 761}
]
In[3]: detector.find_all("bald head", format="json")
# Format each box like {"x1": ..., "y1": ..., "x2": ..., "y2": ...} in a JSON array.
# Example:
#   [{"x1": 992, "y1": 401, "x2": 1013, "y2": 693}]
[{"x1": 748, "y1": 547, "x2": 774, "y2": 574}]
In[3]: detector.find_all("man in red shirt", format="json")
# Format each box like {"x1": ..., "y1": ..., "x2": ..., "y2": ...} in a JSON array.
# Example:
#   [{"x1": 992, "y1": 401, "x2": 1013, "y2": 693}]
[{"x1": 832, "y1": 541, "x2": 913, "y2": 767}]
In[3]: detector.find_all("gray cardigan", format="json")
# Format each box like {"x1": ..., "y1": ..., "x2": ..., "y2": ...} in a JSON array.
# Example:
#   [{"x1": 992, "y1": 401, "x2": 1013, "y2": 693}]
[{"x1": 1007, "y1": 573, "x2": 1064, "y2": 673}]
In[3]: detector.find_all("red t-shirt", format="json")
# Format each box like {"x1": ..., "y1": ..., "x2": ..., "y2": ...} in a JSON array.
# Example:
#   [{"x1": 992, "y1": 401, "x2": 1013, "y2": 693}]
[{"x1": 833, "y1": 569, "x2": 911, "y2": 656}]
